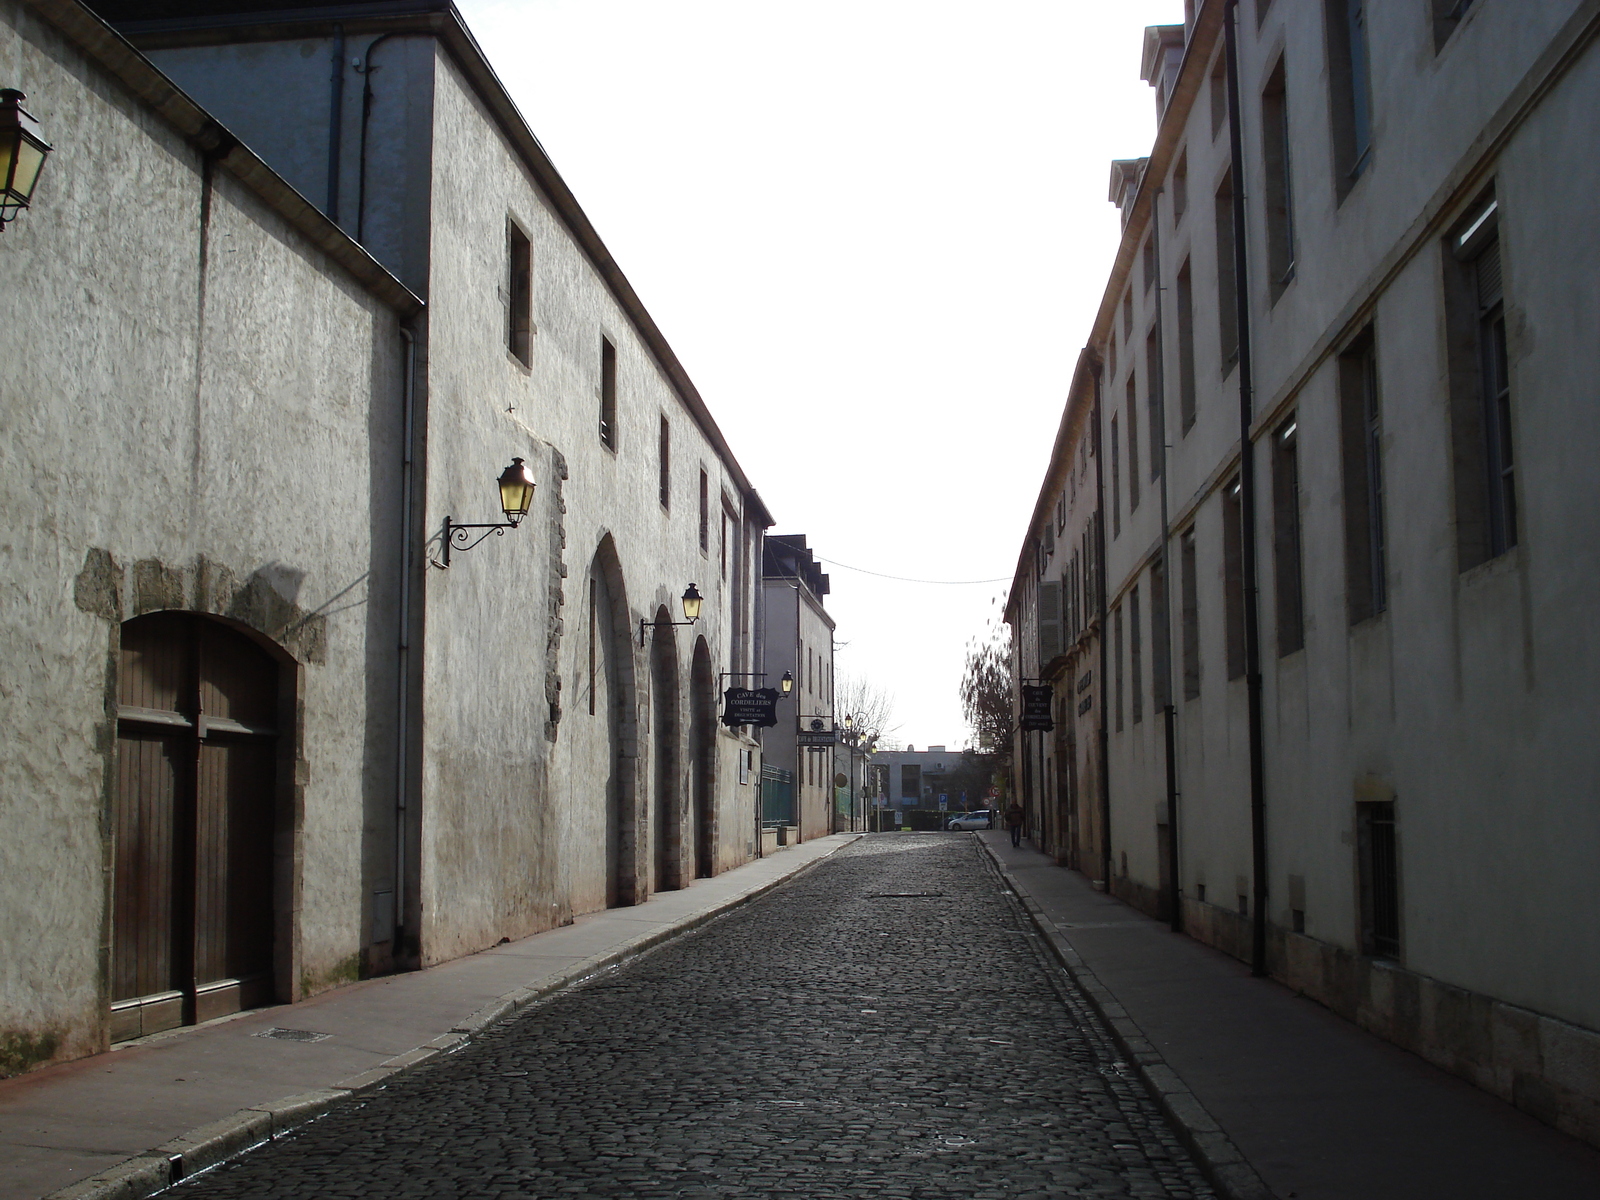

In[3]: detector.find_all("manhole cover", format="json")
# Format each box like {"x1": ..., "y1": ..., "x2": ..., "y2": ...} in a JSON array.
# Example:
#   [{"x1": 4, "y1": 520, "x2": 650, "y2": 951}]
[
  {"x1": 869, "y1": 892, "x2": 945, "y2": 899},
  {"x1": 255, "y1": 1027, "x2": 331, "y2": 1043}
]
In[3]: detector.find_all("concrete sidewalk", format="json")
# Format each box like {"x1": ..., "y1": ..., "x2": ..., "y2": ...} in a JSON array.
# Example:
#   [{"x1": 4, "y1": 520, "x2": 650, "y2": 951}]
[
  {"x1": 0, "y1": 834, "x2": 860, "y2": 1200},
  {"x1": 978, "y1": 831, "x2": 1600, "y2": 1200}
]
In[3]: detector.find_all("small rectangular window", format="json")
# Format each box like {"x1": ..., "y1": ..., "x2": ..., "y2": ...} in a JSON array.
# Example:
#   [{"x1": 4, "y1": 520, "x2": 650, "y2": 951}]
[
  {"x1": 1130, "y1": 585, "x2": 1143, "y2": 725},
  {"x1": 1444, "y1": 195, "x2": 1516, "y2": 569},
  {"x1": 1127, "y1": 378, "x2": 1141, "y2": 514},
  {"x1": 1326, "y1": 0, "x2": 1373, "y2": 198},
  {"x1": 658, "y1": 416, "x2": 671, "y2": 509},
  {"x1": 1143, "y1": 238, "x2": 1157, "y2": 293},
  {"x1": 507, "y1": 221, "x2": 532, "y2": 366},
  {"x1": 1111, "y1": 414, "x2": 1122, "y2": 539},
  {"x1": 1357, "y1": 801, "x2": 1399, "y2": 957},
  {"x1": 1177, "y1": 259, "x2": 1197, "y2": 433},
  {"x1": 699, "y1": 469, "x2": 709, "y2": 553},
  {"x1": 1181, "y1": 528, "x2": 1200, "y2": 699},
  {"x1": 1172, "y1": 150, "x2": 1188, "y2": 222},
  {"x1": 1146, "y1": 329, "x2": 1163, "y2": 481},
  {"x1": 1223, "y1": 478, "x2": 1246, "y2": 679},
  {"x1": 1151, "y1": 557, "x2": 1171, "y2": 710},
  {"x1": 1432, "y1": 0, "x2": 1474, "y2": 49},
  {"x1": 1210, "y1": 52, "x2": 1228, "y2": 140},
  {"x1": 599, "y1": 336, "x2": 617, "y2": 448},
  {"x1": 1114, "y1": 603, "x2": 1125, "y2": 733},
  {"x1": 1122, "y1": 289, "x2": 1134, "y2": 340},
  {"x1": 720, "y1": 508, "x2": 729, "y2": 579},
  {"x1": 1215, "y1": 170, "x2": 1239, "y2": 366},
  {"x1": 1261, "y1": 57, "x2": 1296, "y2": 299},
  {"x1": 1339, "y1": 329, "x2": 1386, "y2": 622},
  {"x1": 1273, "y1": 416, "x2": 1305, "y2": 656}
]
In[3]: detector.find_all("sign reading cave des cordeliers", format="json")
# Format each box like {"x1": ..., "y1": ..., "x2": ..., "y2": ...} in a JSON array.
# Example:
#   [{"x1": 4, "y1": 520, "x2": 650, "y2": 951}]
[
  {"x1": 721, "y1": 687, "x2": 779, "y2": 728},
  {"x1": 1020, "y1": 685, "x2": 1054, "y2": 732}
]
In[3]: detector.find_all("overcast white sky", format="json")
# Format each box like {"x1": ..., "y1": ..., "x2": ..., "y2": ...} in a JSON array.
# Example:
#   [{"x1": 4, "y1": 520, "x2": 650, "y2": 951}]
[{"x1": 458, "y1": 0, "x2": 1184, "y2": 748}]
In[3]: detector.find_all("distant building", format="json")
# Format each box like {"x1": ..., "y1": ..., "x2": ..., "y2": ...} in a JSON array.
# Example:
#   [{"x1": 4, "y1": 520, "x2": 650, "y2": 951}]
[
  {"x1": 1008, "y1": 0, "x2": 1600, "y2": 1151},
  {"x1": 759, "y1": 535, "x2": 836, "y2": 840}
]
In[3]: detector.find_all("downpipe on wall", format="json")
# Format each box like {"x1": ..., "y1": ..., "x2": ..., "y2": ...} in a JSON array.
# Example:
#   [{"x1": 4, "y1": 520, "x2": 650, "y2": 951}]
[
  {"x1": 1149, "y1": 185, "x2": 1183, "y2": 935},
  {"x1": 1224, "y1": 0, "x2": 1271, "y2": 977},
  {"x1": 393, "y1": 324, "x2": 417, "y2": 963},
  {"x1": 1093, "y1": 365, "x2": 1112, "y2": 891}
]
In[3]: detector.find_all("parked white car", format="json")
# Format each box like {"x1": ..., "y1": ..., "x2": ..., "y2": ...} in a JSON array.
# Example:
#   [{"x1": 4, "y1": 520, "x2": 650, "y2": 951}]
[{"x1": 946, "y1": 810, "x2": 994, "y2": 831}]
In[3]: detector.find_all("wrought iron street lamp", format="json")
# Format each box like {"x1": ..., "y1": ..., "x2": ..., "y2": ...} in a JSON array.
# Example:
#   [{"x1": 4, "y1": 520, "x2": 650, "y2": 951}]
[
  {"x1": 432, "y1": 457, "x2": 536, "y2": 568},
  {"x1": 780, "y1": 670, "x2": 794, "y2": 696},
  {"x1": 0, "y1": 90, "x2": 52, "y2": 230},
  {"x1": 639, "y1": 584, "x2": 704, "y2": 643}
]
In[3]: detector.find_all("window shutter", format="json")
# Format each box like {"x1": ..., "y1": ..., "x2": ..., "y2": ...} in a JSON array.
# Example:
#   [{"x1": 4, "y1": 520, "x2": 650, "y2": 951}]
[{"x1": 1038, "y1": 580, "x2": 1063, "y2": 666}]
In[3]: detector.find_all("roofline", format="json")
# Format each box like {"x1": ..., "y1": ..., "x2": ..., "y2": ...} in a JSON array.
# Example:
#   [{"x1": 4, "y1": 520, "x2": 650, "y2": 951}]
[
  {"x1": 20, "y1": 0, "x2": 424, "y2": 317},
  {"x1": 110, "y1": 1, "x2": 775, "y2": 527},
  {"x1": 1005, "y1": 0, "x2": 1225, "y2": 622}
]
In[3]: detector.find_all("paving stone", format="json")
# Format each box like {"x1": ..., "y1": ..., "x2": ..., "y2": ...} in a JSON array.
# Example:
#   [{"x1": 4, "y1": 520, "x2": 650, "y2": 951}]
[{"x1": 166, "y1": 837, "x2": 1214, "y2": 1199}]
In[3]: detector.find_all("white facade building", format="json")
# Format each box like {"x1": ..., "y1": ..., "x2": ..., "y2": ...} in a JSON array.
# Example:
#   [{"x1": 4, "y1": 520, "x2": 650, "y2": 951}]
[{"x1": 1010, "y1": 0, "x2": 1600, "y2": 1149}]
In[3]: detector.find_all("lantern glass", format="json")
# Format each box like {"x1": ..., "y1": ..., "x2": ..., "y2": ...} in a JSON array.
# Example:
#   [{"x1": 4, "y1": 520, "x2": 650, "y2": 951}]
[
  {"x1": 780, "y1": 670, "x2": 794, "y2": 695},
  {"x1": 0, "y1": 91, "x2": 51, "y2": 225},
  {"x1": 498, "y1": 457, "x2": 535, "y2": 524},
  {"x1": 681, "y1": 583, "x2": 703, "y2": 622}
]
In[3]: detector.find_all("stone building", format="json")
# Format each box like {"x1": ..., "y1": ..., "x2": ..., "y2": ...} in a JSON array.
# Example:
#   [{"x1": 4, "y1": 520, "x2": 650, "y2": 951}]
[
  {"x1": 1009, "y1": 0, "x2": 1600, "y2": 1149},
  {"x1": 0, "y1": 0, "x2": 773, "y2": 1073},
  {"x1": 759, "y1": 534, "x2": 835, "y2": 841}
]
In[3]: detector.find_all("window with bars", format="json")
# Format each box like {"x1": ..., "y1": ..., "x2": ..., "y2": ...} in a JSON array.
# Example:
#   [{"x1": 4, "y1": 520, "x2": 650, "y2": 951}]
[
  {"x1": 658, "y1": 416, "x2": 671, "y2": 509},
  {"x1": 1223, "y1": 478, "x2": 1246, "y2": 679},
  {"x1": 1445, "y1": 194, "x2": 1516, "y2": 569},
  {"x1": 1181, "y1": 528, "x2": 1200, "y2": 699},
  {"x1": 1274, "y1": 416, "x2": 1306, "y2": 656},
  {"x1": 1339, "y1": 328, "x2": 1386, "y2": 622},
  {"x1": 599, "y1": 337, "x2": 617, "y2": 448},
  {"x1": 1358, "y1": 801, "x2": 1399, "y2": 957},
  {"x1": 507, "y1": 221, "x2": 532, "y2": 366}
]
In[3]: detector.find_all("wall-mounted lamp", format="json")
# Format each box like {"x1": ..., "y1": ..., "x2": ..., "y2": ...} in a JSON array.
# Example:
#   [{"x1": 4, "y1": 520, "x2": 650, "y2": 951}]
[
  {"x1": 780, "y1": 670, "x2": 794, "y2": 696},
  {"x1": 431, "y1": 457, "x2": 535, "y2": 569},
  {"x1": 0, "y1": 90, "x2": 52, "y2": 231},
  {"x1": 639, "y1": 584, "x2": 703, "y2": 644}
]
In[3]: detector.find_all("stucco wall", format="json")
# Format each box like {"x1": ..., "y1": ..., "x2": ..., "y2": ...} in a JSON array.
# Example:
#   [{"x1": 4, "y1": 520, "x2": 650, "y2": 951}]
[{"x1": 0, "y1": 1, "x2": 404, "y2": 1071}]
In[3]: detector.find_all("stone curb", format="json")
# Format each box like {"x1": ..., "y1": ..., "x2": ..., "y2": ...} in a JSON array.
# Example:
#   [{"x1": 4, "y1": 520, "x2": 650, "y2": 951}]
[
  {"x1": 976, "y1": 838, "x2": 1276, "y2": 1200},
  {"x1": 41, "y1": 835, "x2": 861, "y2": 1200}
]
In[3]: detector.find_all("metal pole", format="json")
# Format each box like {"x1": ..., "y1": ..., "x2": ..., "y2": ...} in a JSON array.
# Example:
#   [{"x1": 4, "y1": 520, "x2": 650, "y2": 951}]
[{"x1": 1225, "y1": 0, "x2": 1271, "y2": 977}]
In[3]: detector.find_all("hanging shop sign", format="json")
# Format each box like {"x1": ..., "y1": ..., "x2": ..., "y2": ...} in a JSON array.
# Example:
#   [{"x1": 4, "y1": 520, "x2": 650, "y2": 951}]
[
  {"x1": 1020, "y1": 685, "x2": 1054, "y2": 732},
  {"x1": 722, "y1": 687, "x2": 779, "y2": 728}
]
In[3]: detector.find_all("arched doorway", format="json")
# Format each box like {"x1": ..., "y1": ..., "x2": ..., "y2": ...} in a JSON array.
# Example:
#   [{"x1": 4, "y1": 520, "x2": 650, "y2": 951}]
[
  {"x1": 585, "y1": 553, "x2": 625, "y2": 908},
  {"x1": 649, "y1": 607, "x2": 681, "y2": 895},
  {"x1": 111, "y1": 612, "x2": 283, "y2": 1040},
  {"x1": 690, "y1": 638, "x2": 716, "y2": 879}
]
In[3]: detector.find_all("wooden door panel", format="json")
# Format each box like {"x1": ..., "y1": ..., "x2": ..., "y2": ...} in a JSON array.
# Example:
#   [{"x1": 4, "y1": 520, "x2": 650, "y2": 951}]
[
  {"x1": 112, "y1": 730, "x2": 187, "y2": 1004},
  {"x1": 194, "y1": 738, "x2": 275, "y2": 989}
]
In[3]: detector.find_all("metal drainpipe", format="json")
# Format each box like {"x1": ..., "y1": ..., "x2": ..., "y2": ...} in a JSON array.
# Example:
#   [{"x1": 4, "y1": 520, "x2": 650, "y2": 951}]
[
  {"x1": 1224, "y1": 0, "x2": 1271, "y2": 977},
  {"x1": 355, "y1": 32, "x2": 400, "y2": 246},
  {"x1": 752, "y1": 525, "x2": 765, "y2": 858},
  {"x1": 326, "y1": 26, "x2": 345, "y2": 224},
  {"x1": 1093, "y1": 365, "x2": 1112, "y2": 891},
  {"x1": 393, "y1": 324, "x2": 417, "y2": 957},
  {"x1": 1150, "y1": 185, "x2": 1183, "y2": 934}
]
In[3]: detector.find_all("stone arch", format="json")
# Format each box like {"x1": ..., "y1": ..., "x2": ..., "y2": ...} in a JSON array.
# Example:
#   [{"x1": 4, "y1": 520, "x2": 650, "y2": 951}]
[
  {"x1": 649, "y1": 606, "x2": 683, "y2": 894},
  {"x1": 111, "y1": 610, "x2": 296, "y2": 1039},
  {"x1": 690, "y1": 636, "x2": 717, "y2": 878},
  {"x1": 581, "y1": 535, "x2": 640, "y2": 908}
]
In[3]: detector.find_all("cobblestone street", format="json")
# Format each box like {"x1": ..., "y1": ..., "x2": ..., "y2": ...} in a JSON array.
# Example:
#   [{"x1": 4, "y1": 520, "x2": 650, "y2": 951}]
[{"x1": 171, "y1": 836, "x2": 1215, "y2": 1199}]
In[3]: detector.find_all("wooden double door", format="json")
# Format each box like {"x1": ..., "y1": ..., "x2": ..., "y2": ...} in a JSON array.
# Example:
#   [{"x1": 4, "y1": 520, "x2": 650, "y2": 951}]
[{"x1": 111, "y1": 613, "x2": 281, "y2": 1041}]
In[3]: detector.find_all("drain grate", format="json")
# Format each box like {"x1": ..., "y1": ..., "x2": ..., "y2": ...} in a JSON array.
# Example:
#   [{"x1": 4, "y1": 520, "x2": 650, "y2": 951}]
[
  {"x1": 869, "y1": 892, "x2": 945, "y2": 899},
  {"x1": 255, "y1": 1027, "x2": 332, "y2": 1043}
]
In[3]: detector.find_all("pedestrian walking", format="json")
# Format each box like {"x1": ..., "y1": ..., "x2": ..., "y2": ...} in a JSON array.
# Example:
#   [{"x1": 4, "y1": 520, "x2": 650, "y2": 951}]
[{"x1": 1006, "y1": 802, "x2": 1024, "y2": 848}]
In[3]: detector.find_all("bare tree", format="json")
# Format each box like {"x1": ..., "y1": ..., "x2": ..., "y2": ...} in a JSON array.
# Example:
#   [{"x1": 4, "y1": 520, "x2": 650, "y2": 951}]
[
  {"x1": 834, "y1": 673, "x2": 899, "y2": 745},
  {"x1": 959, "y1": 624, "x2": 1013, "y2": 761}
]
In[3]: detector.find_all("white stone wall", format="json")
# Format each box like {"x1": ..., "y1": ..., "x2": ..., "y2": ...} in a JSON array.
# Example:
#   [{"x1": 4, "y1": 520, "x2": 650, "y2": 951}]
[{"x1": 0, "y1": 0, "x2": 406, "y2": 1068}]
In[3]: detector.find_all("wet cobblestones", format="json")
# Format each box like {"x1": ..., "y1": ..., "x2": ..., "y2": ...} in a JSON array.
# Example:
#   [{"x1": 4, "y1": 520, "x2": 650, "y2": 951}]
[{"x1": 172, "y1": 836, "x2": 1215, "y2": 1198}]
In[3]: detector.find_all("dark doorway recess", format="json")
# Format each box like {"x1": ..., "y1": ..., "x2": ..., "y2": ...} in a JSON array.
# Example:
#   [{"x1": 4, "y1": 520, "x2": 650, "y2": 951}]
[{"x1": 111, "y1": 612, "x2": 285, "y2": 1040}]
